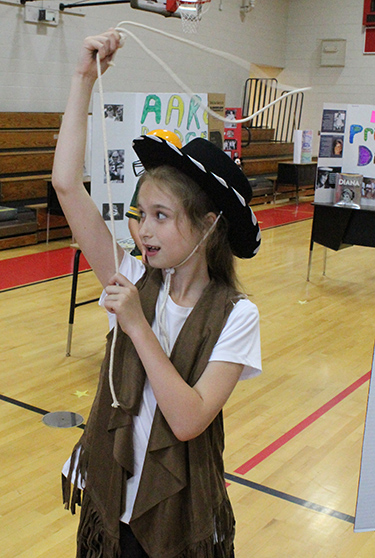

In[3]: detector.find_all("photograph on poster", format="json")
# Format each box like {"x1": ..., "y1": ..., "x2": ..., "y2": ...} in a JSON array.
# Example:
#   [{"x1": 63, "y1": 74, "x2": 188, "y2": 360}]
[
  {"x1": 102, "y1": 203, "x2": 124, "y2": 221},
  {"x1": 105, "y1": 149, "x2": 125, "y2": 183},
  {"x1": 334, "y1": 173, "x2": 362, "y2": 208},
  {"x1": 332, "y1": 137, "x2": 343, "y2": 157},
  {"x1": 319, "y1": 135, "x2": 344, "y2": 158},
  {"x1": 316, "y1": 166, "x2": 342, "y2": 189},
  {"x1": 224, "y1": 107, "x2": 242, "y2": 160},
  {"x1": 224, "y1": 138, "x2": 238, "y2": 153},
  {"x1": 361, "y1": 177, "x2": 375, "y2": 206},
  {"x1": 104, "y1": 104, "x2": 124, "y2": 122},
  {"x1": 321, "y1": 109, "x2": 346, "y2": 133},
  {"x1": 225, "y1": 109, "x2": 237, "y2": 128}
]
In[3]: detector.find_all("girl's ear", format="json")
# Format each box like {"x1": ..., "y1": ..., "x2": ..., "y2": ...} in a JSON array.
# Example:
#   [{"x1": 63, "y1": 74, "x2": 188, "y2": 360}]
[{"x1": 205, "y1": 212, "x2": 218, "y2": 229}]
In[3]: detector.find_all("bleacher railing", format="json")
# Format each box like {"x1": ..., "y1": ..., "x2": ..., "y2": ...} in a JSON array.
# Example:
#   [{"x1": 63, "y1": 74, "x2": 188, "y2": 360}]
[{"x1": 242, "y1": 78, "x2": 304, "y2": 143}]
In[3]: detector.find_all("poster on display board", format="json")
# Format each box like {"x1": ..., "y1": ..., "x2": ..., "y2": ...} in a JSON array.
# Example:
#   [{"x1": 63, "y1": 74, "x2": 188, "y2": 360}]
[
  {"x1": 315, "y1": 103, "x2": 375, "y2": 207},
  {"x1": 90, "y1": 92, "x2": 209, "y2": 241},
  {"x1": 223, "y1": 107, "x2": 242, "y2": 161}
]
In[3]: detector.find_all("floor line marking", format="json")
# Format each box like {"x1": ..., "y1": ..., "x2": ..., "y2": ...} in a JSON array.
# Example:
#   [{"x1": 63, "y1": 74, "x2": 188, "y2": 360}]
[
  {"x1": 0, "y1": 203, "x2": 313, "y2": 290},
  {"x1": 0, "y1": 246, "x2": 91, "y2": 291},
  {"x1": 0, "y1": 394, "x2": 85, "y2": 429},
  {"x1": 0, "y1": 392, "x2": 357, "y2": 523},
  {"x1": 224, "y1": 473, "x2": 355, "y2": 524},
  {"x1": 0, "y1": 269, "x2": 93, "y2": 293},
  {"x1": 235, "y1": 371, "x2": 371, "y2": 475}
]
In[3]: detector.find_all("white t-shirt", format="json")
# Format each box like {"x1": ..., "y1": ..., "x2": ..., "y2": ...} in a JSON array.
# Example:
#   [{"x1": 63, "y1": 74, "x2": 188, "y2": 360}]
[
  {"x1": 63, "y1": 252, "x2": 261, "y2": 523},
  {"x1": 102, "y1": 253, "x2": 261, "y2": 382}
]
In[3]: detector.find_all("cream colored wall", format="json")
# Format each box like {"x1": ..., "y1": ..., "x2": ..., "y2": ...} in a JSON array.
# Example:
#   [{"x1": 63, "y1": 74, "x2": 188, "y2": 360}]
[
  {"x1": 0, "y1": 0, "x2": 288, "y2": 112},
  {"x1": 282, "y1": 0, "x2": 374, "y2": 155},
  {"x1": 2, "y1": 0, "x2": 372, "y2": 156}
]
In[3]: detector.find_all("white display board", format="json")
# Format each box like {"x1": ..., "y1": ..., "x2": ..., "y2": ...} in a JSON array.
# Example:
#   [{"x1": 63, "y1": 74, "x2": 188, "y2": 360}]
[
  {"x1": 315, "y1": 103, "x2": 375, "y2": 206},
  {"x1": 355, "y1": 345, "x2": 375, "y2": 532},
  {"x1": 91, "y1": 92, "x2": 208, "y2": 240}
]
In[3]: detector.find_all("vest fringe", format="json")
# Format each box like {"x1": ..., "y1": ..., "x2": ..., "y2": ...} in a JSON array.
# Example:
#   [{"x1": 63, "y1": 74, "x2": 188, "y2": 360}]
[
  {"x1": 77, "y1": 494, "x2": 121, "y2": 558},
  {"x1": 62, "y1": 441, "x2": 88, "y2": 515},
  {"x1": 212, "y1": 499, "x2": 236, "y2": 558},
  {"x1": 175, "y1": 537, "x2": 216, "y2": 558},
  {"x1": 172, "y1": 536, "x2": 234, "y2": 558},
  {"x1": 136, "y1": 498, "x2": 235, "y2": 558}
]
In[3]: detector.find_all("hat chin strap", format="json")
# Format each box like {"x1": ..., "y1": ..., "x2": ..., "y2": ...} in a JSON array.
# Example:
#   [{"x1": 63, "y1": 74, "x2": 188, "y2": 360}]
[{"x1": 158, "y1": 211, "x2": 222, "y2": 356}]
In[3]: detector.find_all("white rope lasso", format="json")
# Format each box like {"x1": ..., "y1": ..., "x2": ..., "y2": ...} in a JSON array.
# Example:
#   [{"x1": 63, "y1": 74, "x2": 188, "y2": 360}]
[
  {"x1": 158, "y1": 211, "x2": 222, "y2": 356},
  {"x1": 114, "y1": 21, "x2": 311, "y2": 126},
  {"x1": 96, "y1": 23, "x2": 311, "y2": 407},
  {"x1": 97, "y1": 52, "x2": 121, "y2": 408}
]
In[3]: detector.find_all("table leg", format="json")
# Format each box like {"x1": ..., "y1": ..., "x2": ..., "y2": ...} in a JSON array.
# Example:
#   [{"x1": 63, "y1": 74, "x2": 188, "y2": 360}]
[
  {"x1": 323, "y1": 247, "x2": 327, "y2": 276},
  {"x1": 307, "y1": 239, "x2": 314, "y2": 281},
  {"x1": 66, "y1": 249, "x2": 81, "y2": 357}
]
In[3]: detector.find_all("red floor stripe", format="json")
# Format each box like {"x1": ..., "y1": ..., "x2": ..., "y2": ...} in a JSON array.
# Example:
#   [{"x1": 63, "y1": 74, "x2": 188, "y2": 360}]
[
  {"x1": 235, "y1": 371, "x2": 371, "y2": 475},
  {"x1": 0, "y1": 203, "x2": 313, "y2": 291},
  {"x1": 0, "y1": 247, "x2": 90, "y2": 291},
  {"x1": 254, "y1": 202, "x2": 313, "y2": 229}
]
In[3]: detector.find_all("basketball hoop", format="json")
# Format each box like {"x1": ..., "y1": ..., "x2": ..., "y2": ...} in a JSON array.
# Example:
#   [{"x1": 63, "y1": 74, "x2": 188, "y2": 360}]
[{"x1": 176, "y1": 0, "x2": 211, "y2": 34}]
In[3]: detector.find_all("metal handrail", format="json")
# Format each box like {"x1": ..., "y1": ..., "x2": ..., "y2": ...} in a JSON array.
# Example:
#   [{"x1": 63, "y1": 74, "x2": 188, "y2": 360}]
[
  {"x1": 242, "y1": 78, "x2": 304, "y2": 143},
  {"x1": 242, "y1": 78, "x2": 278, "y2": 130},
  {"x1": 274, "y1": 90, "x2": 304, "y2": 142}
]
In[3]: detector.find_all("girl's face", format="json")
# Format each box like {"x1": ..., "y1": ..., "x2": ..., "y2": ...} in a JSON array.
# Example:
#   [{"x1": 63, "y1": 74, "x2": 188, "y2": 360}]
[
  {"x1": 334, "y1": 142, "x2": 342, "y2": 155},
  {"x1": 137, "y1": 179, "x2": 203, "y2": 269}
]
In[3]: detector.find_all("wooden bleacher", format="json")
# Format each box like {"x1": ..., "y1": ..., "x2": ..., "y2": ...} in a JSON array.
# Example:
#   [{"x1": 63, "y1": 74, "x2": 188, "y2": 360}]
[
  {"x1": 0, "y1": 112, "x2": 71, "y2": 249},
  {"x1": 242, "y1": 127, "x2": 294, "y2": 205},
  {"x1": 0, "y1": 113, "x2": 313, "y2": 249},
  {"x1": 242, "y1": 127, "x2": 316, "y2": 205}
]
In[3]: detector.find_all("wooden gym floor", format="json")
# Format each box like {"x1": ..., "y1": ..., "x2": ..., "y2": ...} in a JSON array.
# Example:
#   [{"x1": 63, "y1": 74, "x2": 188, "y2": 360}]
[{"x1": 1, "y1": 202, "x2": 375, "y2": 557}]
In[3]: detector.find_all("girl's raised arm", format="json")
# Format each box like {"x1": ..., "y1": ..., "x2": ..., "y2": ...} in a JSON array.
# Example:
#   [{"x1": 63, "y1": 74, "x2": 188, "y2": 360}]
[{"x1": 52, "y1": 30, "x2": 124, "y2": 287}]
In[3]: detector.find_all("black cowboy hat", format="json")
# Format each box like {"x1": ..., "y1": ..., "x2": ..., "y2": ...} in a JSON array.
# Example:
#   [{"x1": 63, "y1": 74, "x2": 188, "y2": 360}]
[{"x1": 132, "y1": 135, "x2": 261, "y2": 259}]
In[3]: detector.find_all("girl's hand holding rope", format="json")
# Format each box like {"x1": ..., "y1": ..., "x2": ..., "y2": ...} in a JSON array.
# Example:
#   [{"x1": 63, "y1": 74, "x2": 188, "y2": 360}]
[
  {"x1": 78, "y1": 29, "x2": 124, "y2": 82},
  {"x1": 104, "y1": 272, "x2": 146, "y2": 335}
]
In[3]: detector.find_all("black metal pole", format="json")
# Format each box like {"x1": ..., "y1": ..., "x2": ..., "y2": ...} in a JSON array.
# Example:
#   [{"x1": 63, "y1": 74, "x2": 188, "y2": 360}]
[{"x1": 60, "y1": 0, "x2": 130, "y2": 10}]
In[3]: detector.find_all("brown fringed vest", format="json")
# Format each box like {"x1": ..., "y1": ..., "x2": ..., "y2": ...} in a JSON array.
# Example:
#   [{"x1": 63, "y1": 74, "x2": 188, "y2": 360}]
[{"x1": 63, "y1": 267, "x2": 241, "y2": 558}]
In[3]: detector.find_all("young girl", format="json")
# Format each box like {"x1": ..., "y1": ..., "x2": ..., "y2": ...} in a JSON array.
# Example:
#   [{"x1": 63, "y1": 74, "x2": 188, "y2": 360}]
[{"x1": 53, "y1": 29, "x2": 261, "y2": 558}]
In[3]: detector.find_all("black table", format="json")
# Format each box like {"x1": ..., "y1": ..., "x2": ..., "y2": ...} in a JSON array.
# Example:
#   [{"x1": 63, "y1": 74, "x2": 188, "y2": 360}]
[
  {"x1": 307, "y1": 203, "x2": 375, "y2": 280},
  {"x1": 276, "y1": 161, "x2": 317, "y2": 204}
]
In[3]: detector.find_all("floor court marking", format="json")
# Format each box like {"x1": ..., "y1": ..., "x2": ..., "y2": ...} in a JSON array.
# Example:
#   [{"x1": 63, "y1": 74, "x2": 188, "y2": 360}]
[
  {"x1": 0, "y1": 202, "x2": 313, "y2": 291},
  {"x1": 1, "y1": 392, "x2": 354, "y2": 522},
  {"x1": 0, "y1": 268, "x2": 93, "y2": 293},
  {"x1": 235, "y1": 370, "x2": 371, "y2": 475},
  {"x1": 0, "y1": 246, "x2": 91, "y2": 291},
  {"x1": 0, "y1": 203, "x2": 361, "y2": 524},
  {"x1": 0, "y1": 394, "x2": 85, "y2": 430},
  {"x1": 224, "y1": 473, "x2": 355, "y2": 524},
  {"x1": 0, "y1": 270, "x2": 88, "y2": 293}
]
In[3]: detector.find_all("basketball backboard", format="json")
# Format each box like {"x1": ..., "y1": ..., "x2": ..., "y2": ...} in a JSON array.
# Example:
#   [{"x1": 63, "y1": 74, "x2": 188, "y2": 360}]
[
  {"x1": 130, "y1": 0, "x2": 180, "y2": 18},
  {"x1": 130, "y1": 0, "x2": 211, "y2": 33}
]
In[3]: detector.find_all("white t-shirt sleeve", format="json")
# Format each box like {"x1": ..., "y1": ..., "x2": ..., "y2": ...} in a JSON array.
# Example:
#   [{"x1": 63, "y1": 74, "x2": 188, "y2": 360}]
[{"x1": 209, "y1": 298, "x2": 261, "y2": 380}]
